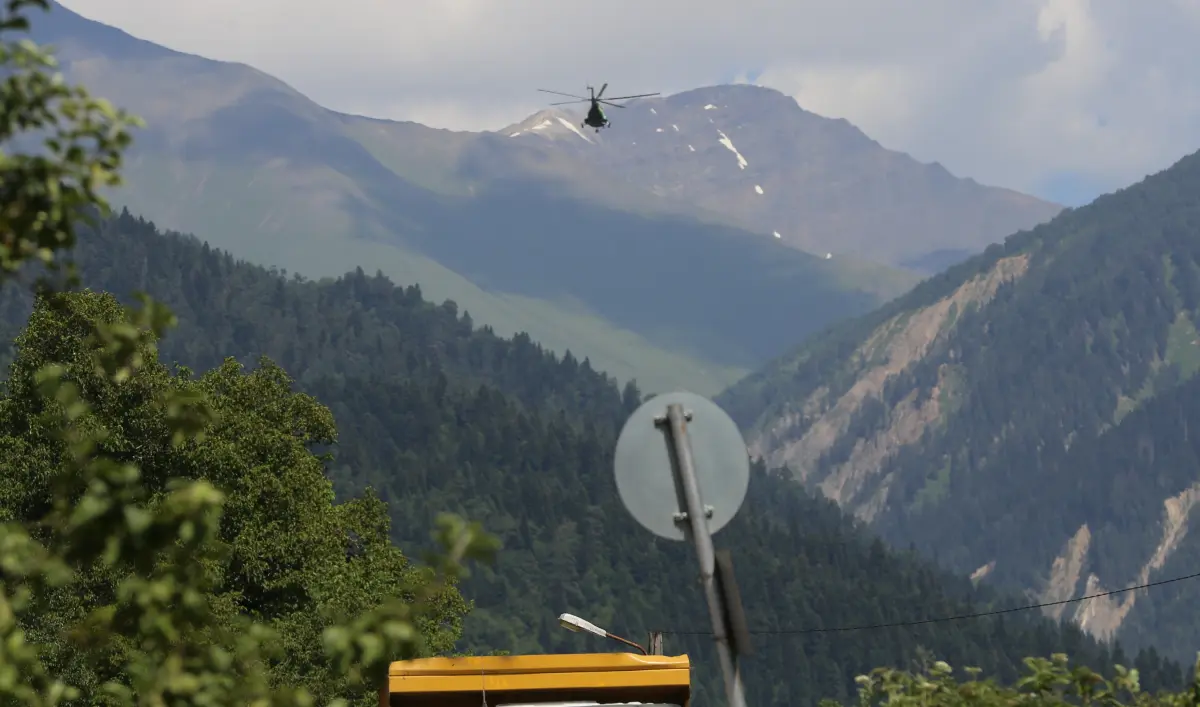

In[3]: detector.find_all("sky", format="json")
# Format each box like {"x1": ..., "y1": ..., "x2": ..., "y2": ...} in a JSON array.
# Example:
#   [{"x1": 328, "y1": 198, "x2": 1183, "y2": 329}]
[{"x1": 59, "y1": 0, "x2": 1200, "y2": 206}]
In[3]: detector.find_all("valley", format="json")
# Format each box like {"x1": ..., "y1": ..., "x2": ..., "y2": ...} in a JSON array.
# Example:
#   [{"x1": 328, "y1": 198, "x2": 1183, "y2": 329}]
[{"x1": 4, "y1": 1, "x2": 1200, "y2": 705}]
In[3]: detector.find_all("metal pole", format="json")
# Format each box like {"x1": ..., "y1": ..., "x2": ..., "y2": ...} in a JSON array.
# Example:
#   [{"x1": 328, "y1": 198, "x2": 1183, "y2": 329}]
[
  {"x1": 663, "y1": 403, "x2": 747, "y2": 707},
  {"x1": 604, "y1": 631, "x2": 648, "y2": 655},
  {"x1": 648, "y1": 631, "x2": 664, "y2": 655}
]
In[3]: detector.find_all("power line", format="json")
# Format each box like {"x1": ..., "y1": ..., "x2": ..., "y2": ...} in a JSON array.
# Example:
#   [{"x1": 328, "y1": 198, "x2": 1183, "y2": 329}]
[{"x1": 659, "y1": 570, "x2": 1200, "y2": 636}]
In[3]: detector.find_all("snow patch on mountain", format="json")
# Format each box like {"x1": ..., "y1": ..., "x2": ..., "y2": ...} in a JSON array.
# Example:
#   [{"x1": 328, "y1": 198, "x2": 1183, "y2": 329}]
[
  {"x1": 717, "y1": 130, "x2": 748, "y2": 169},
  {"x1": 498, "y1": 109, "x2": 592, "y2": 143},
  {"x1": 556, "y1": 117, "x2": 593, "y2": 142}
]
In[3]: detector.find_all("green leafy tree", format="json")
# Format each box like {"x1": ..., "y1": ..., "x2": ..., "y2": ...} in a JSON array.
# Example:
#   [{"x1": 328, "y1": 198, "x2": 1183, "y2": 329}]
[
  {"x1": 0, "y1": 292, "x2": 496, "y2": 707},
  {"x1": 0, "y1": 290, "x2": 481, "y2": 703},
  {"x1": 828, "y1": 653, "x2": 1200, "y2": 707},
  {"x1": 0, "y1": 0, "x2": 135, "y2": 280}
]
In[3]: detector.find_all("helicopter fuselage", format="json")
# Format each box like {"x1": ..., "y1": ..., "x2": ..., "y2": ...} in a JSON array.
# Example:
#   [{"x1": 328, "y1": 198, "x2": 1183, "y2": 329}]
[{"x1": 583, "y1": 101, "x2": 608, "y2": 130}]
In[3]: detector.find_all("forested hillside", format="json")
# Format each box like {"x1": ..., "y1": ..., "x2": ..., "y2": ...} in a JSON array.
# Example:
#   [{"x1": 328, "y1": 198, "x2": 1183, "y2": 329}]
[
  {"x1": 0, "y1": 210, "x2": 1187, "y2": 705},
  {"x1": 720, "y1": 148, "x2": 1200, "y2": 664}
]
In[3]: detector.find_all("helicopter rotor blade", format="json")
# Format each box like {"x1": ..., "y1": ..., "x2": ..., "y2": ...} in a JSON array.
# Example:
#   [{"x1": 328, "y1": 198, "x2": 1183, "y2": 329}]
[
  {"x1": 603, "y1": 92, "x2": 661, "y2": 101},
  {"x1": 537, "y1": 88, "x2": 588, "y2": 100},
  {"x1": 597, "y1": 100, "x2": 627, "y2": 108},
  {"x1": 596, "y1": 82, "x2": 608, "y2": 99},
  {"x1": 548, "y1": 100, "x2": 590, "y2": 106}
]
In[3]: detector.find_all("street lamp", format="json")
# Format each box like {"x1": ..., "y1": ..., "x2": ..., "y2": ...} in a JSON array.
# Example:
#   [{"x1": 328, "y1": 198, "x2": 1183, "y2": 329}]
[{"x1": 558, "y1": 613, "x2": 647, "y2": 655}]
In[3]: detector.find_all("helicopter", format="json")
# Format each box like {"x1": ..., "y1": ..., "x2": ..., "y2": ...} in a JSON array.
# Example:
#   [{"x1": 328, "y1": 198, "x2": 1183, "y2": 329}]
[{"x1": 536, "y1": 83, "x2": 660, "y2": 132}]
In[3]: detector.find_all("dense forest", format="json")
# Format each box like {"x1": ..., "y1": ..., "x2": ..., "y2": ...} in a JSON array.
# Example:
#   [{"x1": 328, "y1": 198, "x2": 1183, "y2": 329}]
[
  {"x1": 719, "y1": 148, "x2": 1200, "y2": 663},
  {"x1": 0, "y1": 210, "x2": 1188, "y2": 705}
]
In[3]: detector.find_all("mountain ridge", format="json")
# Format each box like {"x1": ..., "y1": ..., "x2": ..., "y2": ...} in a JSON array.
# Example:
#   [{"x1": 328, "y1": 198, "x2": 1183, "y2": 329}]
[
  {"x1": 34, "y1": 1, "x2": 928, "y2": 396},
  {"x1": 496, "y1": 83, "x2": 1064, "y2": 268},
  {"x1": 717, "y1": 147, "x2": 1200, "y2": 664}
]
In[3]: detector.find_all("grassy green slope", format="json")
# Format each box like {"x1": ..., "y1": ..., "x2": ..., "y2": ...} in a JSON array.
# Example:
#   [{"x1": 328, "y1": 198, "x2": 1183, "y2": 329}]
[{"x1": 113, "y1": 152, "x2": 748, "y2": 394}]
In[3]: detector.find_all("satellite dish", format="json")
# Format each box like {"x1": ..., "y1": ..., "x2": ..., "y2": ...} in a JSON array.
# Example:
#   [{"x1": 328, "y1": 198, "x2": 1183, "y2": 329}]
[{"x1": 613, "y1": 391, "x2": 750, "y2": 541}]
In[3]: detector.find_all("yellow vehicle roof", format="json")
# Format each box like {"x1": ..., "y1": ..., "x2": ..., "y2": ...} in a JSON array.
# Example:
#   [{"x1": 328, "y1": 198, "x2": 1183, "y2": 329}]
[{"x1": 386, "y1": 653, "x2": 690, "y2": 694}]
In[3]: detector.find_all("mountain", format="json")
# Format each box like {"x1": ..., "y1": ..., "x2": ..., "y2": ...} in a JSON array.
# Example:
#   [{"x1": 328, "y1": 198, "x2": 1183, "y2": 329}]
[
  {"x1": 28, "y1": 2, "x2": 931, "y2": 397},
  {"x1": 498, "y1": 85, "x2": 1064, "y2": 269},
  {"x1": 718, "y1": 148, "x2": 1200, "y2": 665},
  {"x1": 0, "y1": 209, "x2": 1185, "y2": 705}
]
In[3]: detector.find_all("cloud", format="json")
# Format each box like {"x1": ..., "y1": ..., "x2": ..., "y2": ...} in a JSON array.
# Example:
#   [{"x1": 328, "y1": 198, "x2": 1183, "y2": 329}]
[{"x1": 56, "y1": 0, "x2": 1200, "y2": 200}]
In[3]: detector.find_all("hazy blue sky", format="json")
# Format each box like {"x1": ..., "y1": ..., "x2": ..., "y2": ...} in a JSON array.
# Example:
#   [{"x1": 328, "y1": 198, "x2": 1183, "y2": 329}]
[{"x1": 60, "y1": 0, "x2": 1200, "y2": 205}]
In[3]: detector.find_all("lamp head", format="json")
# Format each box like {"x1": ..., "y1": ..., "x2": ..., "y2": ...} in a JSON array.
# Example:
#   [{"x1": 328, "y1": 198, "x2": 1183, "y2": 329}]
[{"x1": 558, "y1": 612, "x2": 607, "y2": 638}]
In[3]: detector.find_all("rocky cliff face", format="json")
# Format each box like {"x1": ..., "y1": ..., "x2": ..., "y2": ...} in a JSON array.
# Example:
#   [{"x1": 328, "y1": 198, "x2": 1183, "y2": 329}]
[{"x1": 1040, "y1": 483, "x2": 1200, "y2": 643}]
